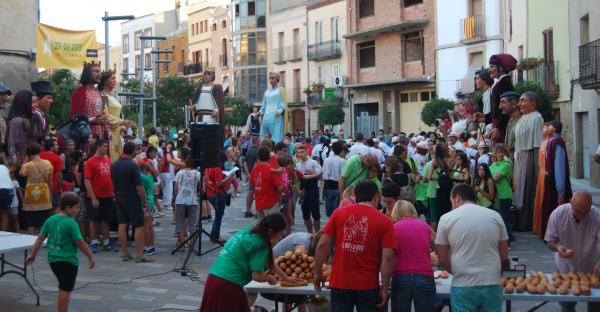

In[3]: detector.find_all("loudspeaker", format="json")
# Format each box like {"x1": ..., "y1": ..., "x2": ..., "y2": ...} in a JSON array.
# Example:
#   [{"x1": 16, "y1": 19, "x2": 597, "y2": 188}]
[{"x1": 189, "y1": 123, "x2": 223, "y2": 168}]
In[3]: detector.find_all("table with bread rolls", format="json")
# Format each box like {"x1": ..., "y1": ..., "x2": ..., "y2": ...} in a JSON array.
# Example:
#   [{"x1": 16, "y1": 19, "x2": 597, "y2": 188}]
[{"x1": 245, "y1": 268, "x2": 600, "y2": 312}]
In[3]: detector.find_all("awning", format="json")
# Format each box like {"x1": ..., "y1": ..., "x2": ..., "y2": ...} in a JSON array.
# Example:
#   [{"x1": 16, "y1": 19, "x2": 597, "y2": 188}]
[
  {"x1": 344, "y1": 78, "x2": 433, "y2": 90},
  {"x1": 343, "y1": 20, "x2": 428, "y2": 40}
]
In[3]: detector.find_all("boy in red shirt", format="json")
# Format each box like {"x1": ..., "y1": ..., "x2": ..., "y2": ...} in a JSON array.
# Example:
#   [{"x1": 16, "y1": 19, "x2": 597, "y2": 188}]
[
  {"x1": 83, "y1": 140, "x2": 115, "y2": 253},
  {"x1": 39, "y1": 138, "x2": 63, "y2": 209},
  {"x1": 313, "y1": 180, "x2": 396, "y2": 311},
  {"x1": 250, "y1": 146, "x2": 283, "y2": 221},
  {"x1": 205, "y1": 152, "x2": 234, "y2": 244}
]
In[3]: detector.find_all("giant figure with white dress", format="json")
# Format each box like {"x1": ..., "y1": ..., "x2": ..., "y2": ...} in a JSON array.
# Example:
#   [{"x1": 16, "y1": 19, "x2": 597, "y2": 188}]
[{"x1": 258, "y1": 72, "x2": 287, "y2": 143}]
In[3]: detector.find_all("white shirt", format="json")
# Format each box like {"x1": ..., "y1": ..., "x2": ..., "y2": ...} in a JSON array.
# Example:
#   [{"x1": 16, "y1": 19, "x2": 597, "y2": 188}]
[
  {"x1": 407, "y1": 144, "x2": 417, "y2": 158},
  {"x1": 322, "y1": 154, "x2": 346, "y2": 182},
  {"x1": 311, "y1": 143, "x2": 324, "y2": 158},
  {"x1": 435, "y1": 203, "x2": 508, "y2": 287},
  {"x1": 348, "y1": 142, "x2": 370, "y2": 157},
  {"x1": 451, "y1": 141, "x2": 465, "y2": 152},
  {"x1": 378, "y1": 142, "x2": 392, "y2": 156},
  {"x1": 0, "y1": 165, "x2": 13, "y2": 189},
  {"x1": 369, "y1": 147, "x2": 385, "y2": 164},
  {"x1": 412, "y1": 153, "x2": 429, "y2": 175},
  {"x1": 297, "y1": 158, "x2": 322, "y2": 175}
]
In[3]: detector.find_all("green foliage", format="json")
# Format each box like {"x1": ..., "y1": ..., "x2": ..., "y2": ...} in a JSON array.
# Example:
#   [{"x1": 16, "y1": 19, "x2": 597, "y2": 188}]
[
  {"x1": 517, "y1": 57, "x2": 544, "y2": 71},
  {"x1": 421, "y1": 98, "x2": 456, "y2": 127},
  {"x1": 470, "y1": 90, "x2": 483, "y2": 111},
  {"x1": 317, "y1": 104, "x2": 345, "y2": 126},
  {"x1": 46, "y1": 69, "x2": 79, "y2": 127},
  {"x1": 156, "y1": 76, "x2": 196, "y2": 128},
  {"x1": 514, "y1": 80, "x2": 554, "y2": 121},
  {"x1": 224, "y1": 97, "x2": 251, "y2": 127}
]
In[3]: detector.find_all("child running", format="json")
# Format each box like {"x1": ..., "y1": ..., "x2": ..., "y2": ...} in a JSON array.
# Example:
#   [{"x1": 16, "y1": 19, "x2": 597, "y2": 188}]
[{"x1": 27, "y1": 192, "x2": 95, "y2": 312}]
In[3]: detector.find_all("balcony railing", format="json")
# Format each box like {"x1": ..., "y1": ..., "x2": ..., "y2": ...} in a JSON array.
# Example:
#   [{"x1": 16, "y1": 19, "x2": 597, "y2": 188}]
[
  {"x1": 308, "y1": 40, "x2": 342, "y2": 61},
  {"x1": 307, "y1": 92, "x2": 343, "y2": 106},
  {"x1": 460, "y1": 15, "x2": 485, "y2": 43},
  {"x1": 286, "y1": 44, "x2": 304, "y2": 62},
  {"x1": 183, "y1": 63, "x2": 203, "y2": 76},
  {"x1": 579, "y1": 38, "x2": 600, "y2": 89},
  {"x1": 272, "y1": 48, "x2": 286, "y2": 64},
  {"x1": 526, "y1": 61, "x2": 560, "y2": 98},
  {"x1": 219, "y1": 55, "x2": 228, "y2": 68}
]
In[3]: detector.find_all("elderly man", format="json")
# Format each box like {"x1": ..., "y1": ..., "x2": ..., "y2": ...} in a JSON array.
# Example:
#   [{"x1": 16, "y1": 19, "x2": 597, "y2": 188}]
[
  {"x1": 498, "y1": 91, "x2": 522, "y2": 158},
  {"x1": 338, "y1": 152, "x2": 380, "y2": 198},
  {"x1": 545, "y1": 191, "x2": 600, "y2": 312},
  {"x1": 488, "y1": 53, "x2": 517, "y2": 142},
  {"x1": 447, "y1": 132, "x2": 465, "y2": 152}
]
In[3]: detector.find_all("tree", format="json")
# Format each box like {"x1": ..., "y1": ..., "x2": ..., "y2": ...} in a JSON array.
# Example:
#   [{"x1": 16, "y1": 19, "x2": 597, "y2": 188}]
[
  {"x1": 119, "y1": 78, "x2": 153, "y2": 131},
  {"x1": 318, "y1": 104, "x2": 345, "y2": 127},
  {"x1": 421, "y1": 98, "x2": 456, "y2": 127},
  {"x1": 514, "y1": 80, "x2": 554, "y2": 121},
  {"x1": 156, "y1": 76, "x2": 196, "y2": 128},
  {"x1": 46, "y1": 69, "x2": 79, "y2": 127},
  {"x1": 223, "y1": 97, "x2": 251, "y2": 128}
]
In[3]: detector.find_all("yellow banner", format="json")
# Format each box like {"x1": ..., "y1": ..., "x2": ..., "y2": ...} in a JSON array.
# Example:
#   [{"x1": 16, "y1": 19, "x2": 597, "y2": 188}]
[{"x1": 36, "y1": 23, "x2": 98, "y2": 69}]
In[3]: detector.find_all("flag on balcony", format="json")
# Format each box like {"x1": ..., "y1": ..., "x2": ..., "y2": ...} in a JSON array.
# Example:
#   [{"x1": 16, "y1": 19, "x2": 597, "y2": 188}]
[
  {"x1": 464, "y1": 16, "x2": 476, "y2": 40},
  {"x1": 36, "y1": 23, "x2": 97, "y2": 69}
]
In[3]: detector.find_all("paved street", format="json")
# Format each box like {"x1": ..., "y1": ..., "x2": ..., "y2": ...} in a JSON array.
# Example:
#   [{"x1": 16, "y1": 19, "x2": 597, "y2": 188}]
[{"x1": 0, "y1": 180, "x2": 596, "y2": 312}]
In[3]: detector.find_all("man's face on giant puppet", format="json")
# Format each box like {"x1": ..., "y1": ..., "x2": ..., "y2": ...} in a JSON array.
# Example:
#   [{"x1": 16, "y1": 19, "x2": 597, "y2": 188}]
[{"x1": 91, "y1": 66, "x2": 101, "y2": 84}]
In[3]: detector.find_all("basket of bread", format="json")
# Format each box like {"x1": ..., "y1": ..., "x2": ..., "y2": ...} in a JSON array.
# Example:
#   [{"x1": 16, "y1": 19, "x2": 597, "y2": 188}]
[
  {"x1": 502, "y1": 271, "x2": 600, "y2": 296},
  {"x1": 272, "y1": 250, "x2": 331, "y2": 287}
]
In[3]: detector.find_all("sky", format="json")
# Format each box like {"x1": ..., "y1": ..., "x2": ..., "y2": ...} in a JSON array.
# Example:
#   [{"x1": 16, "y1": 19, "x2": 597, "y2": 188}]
[{"x1": 38, "y1": 0, "x2": 224, "y2": 47}]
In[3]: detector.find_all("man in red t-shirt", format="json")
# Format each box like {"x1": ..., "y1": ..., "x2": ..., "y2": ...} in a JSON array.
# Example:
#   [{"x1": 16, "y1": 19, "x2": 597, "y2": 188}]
[
  {"x1": 205, "y1": 154, "x2": 234, "y2": 244},
  {"x1": 250, "y1": 146, "x2": 283, "y2": 221},
  {"x1": 39, "y1": 138, "x2": 63, "y2": 209},
  {"x1": 314, "y1": 180, "x2": 396, "y2": 310},
  {"x1": 84, "y1": 140, "x2": 115, "y2": 253}
]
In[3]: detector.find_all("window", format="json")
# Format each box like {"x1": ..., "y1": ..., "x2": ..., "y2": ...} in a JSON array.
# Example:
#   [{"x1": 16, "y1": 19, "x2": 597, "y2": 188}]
[
  {"x1": 135, "y1": 55, "x2": 141, "y2": 72},
  {"x1": 191, "y1": 24, "x2": 195, "y2": 35},
  {"x1": 122, "y1": 34, "x2": 129, "y2": 53},
  {"x1": 409, "y1": 92, "x2": 418, "y2": 102},
  {"x1": 204, "y1": 20, "x2": 208, "y2": 33},
  {"x1": 123, "y1": 58, "x2": 129, "y2": 73},
  {"x1": 580, "y1": 14, "x2": 589, "y2": 44},
  {"x1": 404, "y1": 0, "x2": 423, "y2": 7},
  {"x1": 543, "y1": 28, "x2": 554, "y2": 62},
  {"x1": 235, "y1": 4, "x2": 240, "y2": 17},
  {"x1": 420, "y1": 91, "x2": 430, "y2": 101},
  {"x1": 145, "y1": 53, "x2": 151, "y2": 68},
  {"x1": 430, "y1": 91, "x2": 436, "y2": 99},
  {"x1": 163, "y1": 62, "x2": 169, "y2": 72},
  {"x1": 134, "y1": 31, "x2": 141, "y2": 50},
  {"x1": 315, "y1": 21, "x2": 323, "y2": 44},
  {"x1": 279, "y1": 71, "x2": 286, "y2": 87},
  {"x1": 359, "y1": 0, "x2": 374, "y2": 18},
  {"x1": 144, "y1": 28, "x2": 152, "y2": 48},
  {"x1": 212, "y1": 23, "x2": 217, "y2": 31},
  {"x1": 317, "y1": 65, "x2": 323, "y2": 83},
  {"x1": 222, "y1": 20, "x2": 227, "y2": 29},
  {"x1": 400, "y1": 93, "x2": 409, "y2": 102},
  {"x1": 358, "y1": 41, "x2": 375, "y2": 68},
  {"x1": 331, "y1": 17, "x2": 339, "y2": 42},
  {"x1": 332, "y1": 63, "x2": 340, "y2": 86},
  {"x1": 403, "y1": 32, "x2": 423, "y2": 63},
  {"x1": 248, "y1": 1, "x2": 255, "y2": 16}
]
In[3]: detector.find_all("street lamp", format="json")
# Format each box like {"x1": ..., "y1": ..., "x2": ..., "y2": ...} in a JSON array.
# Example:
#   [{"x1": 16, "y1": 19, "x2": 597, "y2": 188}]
[
  {"x1": 101, "y1": 12, "x2": 135, "y2": 71},
  {"x1": 150, "y1": 49, "x2": 173, "y2": 128}
]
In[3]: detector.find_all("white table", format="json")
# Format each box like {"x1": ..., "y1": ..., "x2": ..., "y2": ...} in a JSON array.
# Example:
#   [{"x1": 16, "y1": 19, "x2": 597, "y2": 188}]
[{"x1": 0, "y1": 231, "x2": 41, "y2": 306}]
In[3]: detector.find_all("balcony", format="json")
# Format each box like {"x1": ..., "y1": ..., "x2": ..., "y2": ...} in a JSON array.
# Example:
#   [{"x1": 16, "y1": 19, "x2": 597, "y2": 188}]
[
  {"x1": 183, "y1": 63, "x2": 203, "y2": 76},
  {"x1": 456, "y1": 76, "x2": 475, "y2": 94},
  {"x1": 308, "y1": 40, "x2": 342, "y2": 61},
  {"x1": 286, "y1": 44, "x2": 304, "y2": 62},
  {"x1": 307, "y1": 92, "x2": 343, "y2": 106},
  {"x1": 219, "y1": 55, "x2": 228, "y2": 68},
  {"x1": 460, "y1": 15, "x2": 485, "y2": 43},
  {"x1": 272, "y1": 48, "x2": 286, "y2": 65},
  {"x1": 525, "y1": 61, "x2": 560, "y2": 98},
  {"x1": 579, "y1": 38, "x2": 600, "y2": 90}
]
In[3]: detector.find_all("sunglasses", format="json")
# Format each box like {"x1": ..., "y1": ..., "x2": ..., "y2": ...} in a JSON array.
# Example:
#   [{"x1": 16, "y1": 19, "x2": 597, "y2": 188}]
[{"x1": 269, "y1": 76, "x2": 277, "y2": 80}]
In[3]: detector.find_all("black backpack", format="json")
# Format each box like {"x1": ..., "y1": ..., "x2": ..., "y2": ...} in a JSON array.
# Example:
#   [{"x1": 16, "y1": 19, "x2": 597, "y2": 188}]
[{"x1": 437, "y1": 166, "x2": 454, "y2": 192}]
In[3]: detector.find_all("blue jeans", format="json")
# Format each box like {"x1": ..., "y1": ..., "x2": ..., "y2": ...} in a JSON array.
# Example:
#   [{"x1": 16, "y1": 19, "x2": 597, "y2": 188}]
[
  {"x1": 323, "y1": 188, "x2": 339, "y2": 217},
  {"x1": 391, "y1": 274, "x2": 436, "y2": 312},
  {"x1": 498, "y1": 199, "x2": 514, "y2": 241},
  {"x1": 450, "y1": 285, "x2": 502, "y2": 312},
  {"x1": 208, "y1": 193, "x2": 225, "y2": 239},
  {"x1": 331, "y1": 288, "x2": 379, "y2": 312}
]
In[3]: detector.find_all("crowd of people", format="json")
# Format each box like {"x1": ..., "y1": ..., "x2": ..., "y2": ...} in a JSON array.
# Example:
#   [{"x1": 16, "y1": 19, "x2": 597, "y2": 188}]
[{"x1": 1, "y1": 53, "x2": 599, "y2": 312}]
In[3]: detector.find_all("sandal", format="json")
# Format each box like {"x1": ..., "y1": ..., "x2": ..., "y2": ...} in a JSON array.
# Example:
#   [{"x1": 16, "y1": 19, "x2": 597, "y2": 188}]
[
  {"x1": 135, "y1": 256, "x2": 155, "y2": 263},
  {"x1": 121, "y1": 255, "x2": 133, "y2": 261}
]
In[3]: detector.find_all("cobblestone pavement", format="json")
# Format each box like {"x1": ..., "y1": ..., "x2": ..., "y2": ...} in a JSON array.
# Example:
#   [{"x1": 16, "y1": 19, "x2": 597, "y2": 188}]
[{"x1": 1, "y1": 180, "x2": 595, "y2": 312}]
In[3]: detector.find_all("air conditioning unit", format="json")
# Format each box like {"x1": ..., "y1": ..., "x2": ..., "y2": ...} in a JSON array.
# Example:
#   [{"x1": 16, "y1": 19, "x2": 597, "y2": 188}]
[{"x1": 334, "y1": 76, "x2": 343, "y2": 87}]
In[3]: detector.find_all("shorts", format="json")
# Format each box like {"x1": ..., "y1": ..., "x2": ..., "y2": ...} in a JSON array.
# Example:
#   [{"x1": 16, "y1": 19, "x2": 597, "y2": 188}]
[
  {"x1": 175, "y1": 204, "x2": 199, "y2": 233},
  {"x1": 115, "y1": 195, "x2": 145, "y2": 228},
  {"x1": 450, "y1": 285, "x2": 502, "y2": 312},
  {"x1": 247, "y1": 183, "x2": 254, "y2": 192},
  {"x1": 0, "y1": 188, "x2": 14, "y2": 212},
  {"x1": 87, "y1": 197, "x2": 115, "y2": 223},
  {"x1": 22, "y1": 210, "x2": 50, "y2": 228},
  {"x1": 256, "y1": 205, "x2": 280, "y2": 221},
  {"x1": 301, "y1": 188, "x2": 321, "y2": 221},
  {"x1": 50, "y1": 261, "x2": 78, "y2": 292}
]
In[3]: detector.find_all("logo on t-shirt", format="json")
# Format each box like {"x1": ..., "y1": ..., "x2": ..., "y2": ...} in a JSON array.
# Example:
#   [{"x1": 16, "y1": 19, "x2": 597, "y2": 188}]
[
  {"x1": 253, "y1": 171, "x2": 263, "y2": 192},
  {"x1": 342, "y1": 215, "x2": 368, "y2": 253},
  {"x1": 99, "y1": 162, "x2": 110, "y2": 176}
]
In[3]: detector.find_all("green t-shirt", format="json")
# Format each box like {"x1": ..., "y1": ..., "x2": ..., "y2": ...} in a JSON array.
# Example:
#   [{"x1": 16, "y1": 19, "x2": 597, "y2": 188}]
[
  {"x1": 141, "y1": 173, "x2": 155, "y2": 209},
  {"x1": 41, "y1": 214, "x2": 83, "y2": 266},
  {"x1": 424, "y1": 161, "x2": 439, "y2": 198},
  {"x1": 341, "y1": 155, "x2": 369, "y2": 186},
  {"x1": 416, "y1": 161, "x2": 431, "y2": 202},
  {"x1": 490, "y1": 158, "x2": 513, "y2": 202},
  {"x1": 209, "y1": 226, "x2": 270, "y2": 286},
  {"x1": 477, "y1": 181, "x2": 494, "y2": 208}
]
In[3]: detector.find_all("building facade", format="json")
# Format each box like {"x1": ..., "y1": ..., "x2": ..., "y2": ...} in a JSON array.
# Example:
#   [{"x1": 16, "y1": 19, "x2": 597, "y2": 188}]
[
  {"x1": 121, "y1": 10, "x2": 179, "y2": 80},
  {"x1": 210, "y1": 5, "x2": 234, "y2": 94},
  {"x1": 0, "y1": 0, "x2": 38, "y2": 92},
  {"x1": 187, "y1": 3, "x2": 218, "y2": 82},
  {"x1": 231, "y1": 0, "x2": 268, "y2": 103},
  {"x1": 269, "y1": 1, "x2": 309, "y2": 132},
  {"x1": 502, "y1": 0, "x2": 527, "y2": 85},
  {"x1": 305, "y1": 0, "x2": 349, "y2": 134},
  {"x1": 436, "y1": 0, "x2": 504, "y2": 98},
  {"x1": 345, "y1": 0, "x2": 436, "y2": 135},
  {"x1": 568, "y1": 0, "x2": 600, "y2": 186},
  {"x1": 526, "y1": 0, "x2": 573, "y2": 177},
  {"x1": 158, "y1": 29, "x2": 188, "y2": 79},
  {"x1": 98, "y1": 45, "x2": 123, "y2": 83}
]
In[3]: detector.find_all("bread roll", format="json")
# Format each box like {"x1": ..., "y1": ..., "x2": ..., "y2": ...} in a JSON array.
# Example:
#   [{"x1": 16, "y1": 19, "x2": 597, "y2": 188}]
[
  {"x1": 536, "y1": 283, "x2": 546, "y2": 294},
  {"x1": 504, "y1": 283, "x2": 514, "y2": 294},
  {"x1": 590, "y1": 276, "x2": 600, "y2": 288},
  {"x1": 527, "y1": 283, "x2": 537, "y2": 294},
  {"x1": 280, "y1": 280, "x2": 308, "y2": 287},
  {"x1": 546, "y1": 284, "x2": 557, "y2": 294},
  {"x1": 294, "y1": 267, "x2": 303, "y2": 274},
  {"x1": 559, "y1": 285, "x2": 569, "y2": 295},
  {"x1": 501, "y1": 277, "x2": 508, "y2": 286},
  {"x1": 516, "y1": 282, "x2": 527, "y2": 293},
  {"x1": 572, "y1": 284, "x2": 581, "y2": 296}
]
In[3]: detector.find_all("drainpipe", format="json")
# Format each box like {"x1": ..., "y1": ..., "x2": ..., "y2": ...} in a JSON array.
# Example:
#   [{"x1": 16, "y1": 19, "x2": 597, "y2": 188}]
[{"x1": 306, "y1": 5, "x2": 311, "y2": 133}]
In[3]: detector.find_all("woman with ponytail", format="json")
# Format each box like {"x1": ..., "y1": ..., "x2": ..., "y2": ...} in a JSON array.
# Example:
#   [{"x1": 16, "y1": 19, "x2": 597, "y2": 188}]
[{"x1": 199, "y1": 213, "x2": 303, "y2": 312}]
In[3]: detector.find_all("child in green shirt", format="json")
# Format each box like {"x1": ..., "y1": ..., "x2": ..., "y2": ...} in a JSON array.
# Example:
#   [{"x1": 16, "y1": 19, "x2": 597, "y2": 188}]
[
  {"x1": 139, "y1": 164, "x2": 157, "y2": 256},
  {"x1": 27, "y1": 192, "x2": 94, "y2": 312}
]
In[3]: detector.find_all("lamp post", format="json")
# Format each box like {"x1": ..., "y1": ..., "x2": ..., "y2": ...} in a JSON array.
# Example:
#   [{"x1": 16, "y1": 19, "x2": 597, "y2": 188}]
[
  {"x1": 151, "y1": 49, "x2": 173, "y2": 128},
  {"x1": 101, "y1": 12, "x2": 135, "y2": 71}
]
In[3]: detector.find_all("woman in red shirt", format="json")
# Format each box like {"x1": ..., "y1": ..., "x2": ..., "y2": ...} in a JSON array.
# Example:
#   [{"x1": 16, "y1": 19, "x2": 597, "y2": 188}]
[
  {"x1": 389, "y1": 200, "x2": 436, "y2": 312},
  {"x1": 205, "y1": 152, "x2": 234, "y2": 244}
]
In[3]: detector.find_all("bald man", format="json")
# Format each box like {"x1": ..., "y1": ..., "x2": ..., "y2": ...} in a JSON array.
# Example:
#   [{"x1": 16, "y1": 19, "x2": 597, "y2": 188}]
[
  {"x1": 338, "y1": 153, "x2": 380, "y2": 197},
  {"x1": 545, "y1": 191, "x2": 600, "y2": 312}
]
